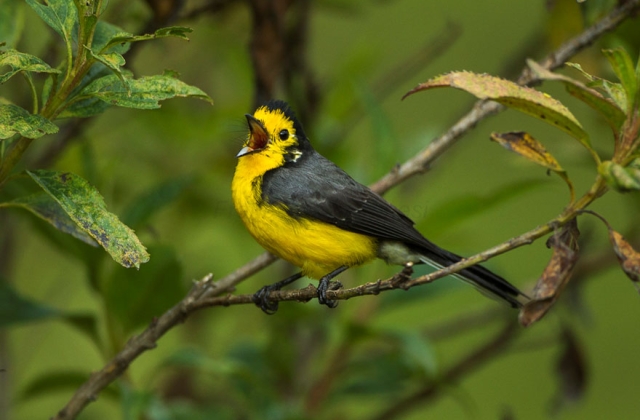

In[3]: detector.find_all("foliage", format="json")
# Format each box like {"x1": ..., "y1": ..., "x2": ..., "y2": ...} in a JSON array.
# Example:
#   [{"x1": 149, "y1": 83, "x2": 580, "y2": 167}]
[
  {"x1": 0, "y1": 0, "x2": 211, "y2": 268},
  {"x1": 405, "y1": 46, "x2": 640, "y2": 323},
  {"x1": 1, "y1": 1, "x2": 640, "y2": 420}
]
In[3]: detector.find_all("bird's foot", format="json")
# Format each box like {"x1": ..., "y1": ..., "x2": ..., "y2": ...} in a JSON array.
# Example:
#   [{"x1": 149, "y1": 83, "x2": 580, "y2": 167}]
[
  {"x1": 391, "y1": 262, "x2": 414, "y2": 289},
  {"x1": 317, "y1": 277, "x2": 343, "y2": 308},
  {"x1": 253, "y1": 272, "x2": 304, "y2": 315},
  {"x1": 253, "y1": 284, "x2": 281, "y2": 315}
]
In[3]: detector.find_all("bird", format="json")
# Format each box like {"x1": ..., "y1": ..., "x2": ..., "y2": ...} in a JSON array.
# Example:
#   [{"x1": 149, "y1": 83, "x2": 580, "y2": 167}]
[{"x1": 231, "y1": 99, "x2": 526, "y2": 314}]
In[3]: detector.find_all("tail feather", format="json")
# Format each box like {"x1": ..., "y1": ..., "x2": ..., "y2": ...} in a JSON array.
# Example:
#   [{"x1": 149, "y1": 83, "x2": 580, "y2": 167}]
[{"x1": 417, "y1": 248, "x2": 526, "y2": 308}]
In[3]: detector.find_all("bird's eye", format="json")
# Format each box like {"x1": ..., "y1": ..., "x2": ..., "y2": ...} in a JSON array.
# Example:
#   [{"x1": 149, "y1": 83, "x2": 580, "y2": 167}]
[{"x1": 278, "y1": 129, "x2": 289, "y2": 140}]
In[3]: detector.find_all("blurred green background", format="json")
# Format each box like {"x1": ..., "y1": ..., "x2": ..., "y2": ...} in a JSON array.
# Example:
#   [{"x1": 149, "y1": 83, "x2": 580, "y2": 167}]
[{"x1": 2, "y1": 0, "x2": 640, "y2": 419}]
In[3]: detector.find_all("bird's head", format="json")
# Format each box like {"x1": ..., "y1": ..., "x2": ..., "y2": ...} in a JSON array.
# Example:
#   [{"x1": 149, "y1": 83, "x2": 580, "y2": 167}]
[{"x1": 237, "y1": 100, "x2": 311, "y2": 172}]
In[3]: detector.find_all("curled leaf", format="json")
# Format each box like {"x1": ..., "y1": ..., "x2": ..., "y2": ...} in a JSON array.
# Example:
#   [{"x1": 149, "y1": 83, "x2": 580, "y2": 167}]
[
  {"x1": 491, "y1": 131, "x2": 574, "y2": 201},
  {"x1": 403, "y1": 71, "x2": 591, "y2": 151},
  {"x1": 102, "y1": 26, "x2": 193, "y2": 53},
  {"x1": 0, "y1": 49, "x2": 60, "y2": 83},
  {"x1": 608, "y1": 228, "x2": 640, "y2": 294},
  {"x1": 598, "y1": 159, "x2": 640, "y2": 192},
  {"x1": 603, "y1": 48, "x2": 637, "y2": 112},
  {"x1": 519, "y1": 219, "x2": 580, "y2": 327}
]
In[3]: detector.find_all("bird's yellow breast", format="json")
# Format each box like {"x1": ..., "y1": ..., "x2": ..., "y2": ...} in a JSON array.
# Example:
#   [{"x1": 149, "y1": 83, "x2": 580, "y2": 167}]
[{"x1": 232, "y1": 155, "x2": 377, "y2": 279}]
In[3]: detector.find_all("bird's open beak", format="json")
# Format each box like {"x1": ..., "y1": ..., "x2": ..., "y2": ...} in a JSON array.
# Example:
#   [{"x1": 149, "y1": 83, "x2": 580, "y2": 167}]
[{"x1": 237, "y1": 114, "x2": 269, "y2": 157}]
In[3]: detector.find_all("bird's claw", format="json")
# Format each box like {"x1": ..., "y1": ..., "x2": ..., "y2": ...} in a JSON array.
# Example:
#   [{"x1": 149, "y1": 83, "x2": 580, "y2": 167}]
[
  {"x1": 317, "y1": 278, "x2": 343, "y2": 308},
  {"x1": 391, "y1": 262, "x2": 414, "y2": 289},
  {"x1": 253, "y1": 285, "x2": 280, "y2": 315}
]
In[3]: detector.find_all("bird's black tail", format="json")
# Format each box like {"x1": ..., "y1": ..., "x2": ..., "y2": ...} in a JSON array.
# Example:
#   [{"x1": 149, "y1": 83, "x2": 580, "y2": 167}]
[{"x1": 417, "y1": 244, "x2": 526, "y2": 308}]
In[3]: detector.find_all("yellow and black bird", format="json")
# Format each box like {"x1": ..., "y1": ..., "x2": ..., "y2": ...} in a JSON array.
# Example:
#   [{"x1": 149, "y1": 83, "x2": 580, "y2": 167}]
[{"x1": 232, "y1": 100, "x2": 526, "y2": 313}]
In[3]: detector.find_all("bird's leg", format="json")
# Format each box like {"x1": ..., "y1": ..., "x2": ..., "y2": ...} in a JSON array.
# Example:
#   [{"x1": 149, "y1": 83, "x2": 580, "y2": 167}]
[
  {"x1": 253, "y1": 272, "x2": 304, "y2": 314},
  {"x1": 391, "y1": 262, "x2": 414, "y2": 289},
  {"x1": 317, "y1": 265, "x2": 348, "y2": 308}
]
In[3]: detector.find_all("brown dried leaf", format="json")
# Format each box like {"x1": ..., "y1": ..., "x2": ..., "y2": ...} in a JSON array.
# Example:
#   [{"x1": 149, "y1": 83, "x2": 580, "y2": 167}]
[
  {"x1": 491, "y1": 131, "x2": 575, "y2": 201},
  {"x1": 519, "y1": 219, "x2": 580, "y2": 327},
  {"x1": 608, "y1": 229, "x2": 640, "y2": 293},
  {"x1": 491, "y1": 131, "x2": 564, "y2": 172}
]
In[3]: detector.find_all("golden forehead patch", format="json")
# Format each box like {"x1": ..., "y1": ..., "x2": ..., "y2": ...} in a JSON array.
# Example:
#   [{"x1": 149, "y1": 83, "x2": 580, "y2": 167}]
[{"x1": 254, "y1": 106, "x2": 297, "y2": 138}]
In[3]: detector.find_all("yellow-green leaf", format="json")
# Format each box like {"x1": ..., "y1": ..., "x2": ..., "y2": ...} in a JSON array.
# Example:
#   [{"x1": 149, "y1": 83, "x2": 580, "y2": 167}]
[
  {"x1": 404, "y1": 71, "x2": 591, "y2": 150},
  {"x1": 0, "y1": 49, "x2": 60, "y2": 84},
  {"x1": 0, "y1": 104, "x2": 58, "y2": 139},
  {"x1": 102, "y1": 26, "x2": 193, "y2": 53},
  {"x1": 81, "y1": 72, "x2": 212, "y2": 109},
  {"x1": 603, "y1": 48, "x2": 637, "y2": 112},
  {"x1": 528, "y1": 60, "x2": 626, "y2": 135},
  {"x1": 27, "y1": 170, "x2": 149, "y2": 268},
  {"x1": 86, "y1": 47, "x2": 128, "y2": 87}
]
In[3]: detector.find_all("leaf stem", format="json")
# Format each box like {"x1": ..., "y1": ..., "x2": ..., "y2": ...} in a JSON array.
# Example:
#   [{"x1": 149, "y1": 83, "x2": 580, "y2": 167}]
[{"x1": 22, "y1": 72, "x2": 39, "y2": 114}]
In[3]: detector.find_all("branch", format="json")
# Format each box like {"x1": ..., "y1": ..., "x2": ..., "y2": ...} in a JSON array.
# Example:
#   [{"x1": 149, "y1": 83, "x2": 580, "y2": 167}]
[
  {"x1": 52, "y1": 253, "x2": 276, "y2": 420},
  {"x1": 52, "y1": 2, "x2": 639, "y2": 419},
  {"x1": 371, "y1": 0, "x2": 640, "y2": 194},
  {"x1": 190, "y1": 203, "x2": 593, "y2": 310}
]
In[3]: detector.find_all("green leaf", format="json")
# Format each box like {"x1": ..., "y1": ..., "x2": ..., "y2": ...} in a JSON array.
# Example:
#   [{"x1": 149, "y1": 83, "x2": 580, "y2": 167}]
[
  {"x1": 81, "y1": 72, "x2": 213, "y2": 109},
  {"x1": 27, "y1": 169, "x2": 150, "y2": 268},
  {"x1": 529, "y1": 60, "x2": 626, "y2": 135},
  {"x1": 102, "y1": 26, "x2": 193, "y2": 53},
  {"x1": 403, "y1": 71, "x2": 591, "y2": 150},
  {"x1": 0, "y1": 281, "x2": 58, "y2": 327},
  {"x1": 25, "y1": 0, "x2": 78, "y2": 47},
  {"x1": 58, "y1": 96, "x2": 110, "y2": 118},
  {"x1": 4, "y1": 192, "x2": 97, "y2": 246},
  {"x1": 92, "y1": 21, "x2": 131, "y2": 54},
  {"x1": 0, "y1": 104, "x2": 58, "y2": 139},
  {"x1": 20, "y1": 371, "x2": 119, "y2": 401},
  {"x1": 603, "y1": 48, "x2": 637, "y2": 112},
  {"x1": 0, "y1": 0, "x2": 25, "y2": 48},
  {"x1": 86, "y1": 47, "x2": 128, "y2": 87},
  {"x1": 0, "y1": 49, "x2": 60, "y2": 84},
  {"x1": 58, "y1": 66, "x2": 122, "y2": 118},
  {"x1": 121, "y1": 176, "x2": 194, "y2": 228},
  {"x1": 598, "y1": 159, "x2": 640, "y2": 192},
  {"x1": 103, "y1": 245, "x2": 185, "y2": 333}
]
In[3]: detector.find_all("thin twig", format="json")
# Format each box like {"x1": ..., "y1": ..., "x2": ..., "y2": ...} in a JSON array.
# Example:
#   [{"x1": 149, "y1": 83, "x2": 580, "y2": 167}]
[{"x1": 51, "y1": 2, "x2": 639, "y2": 419}]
